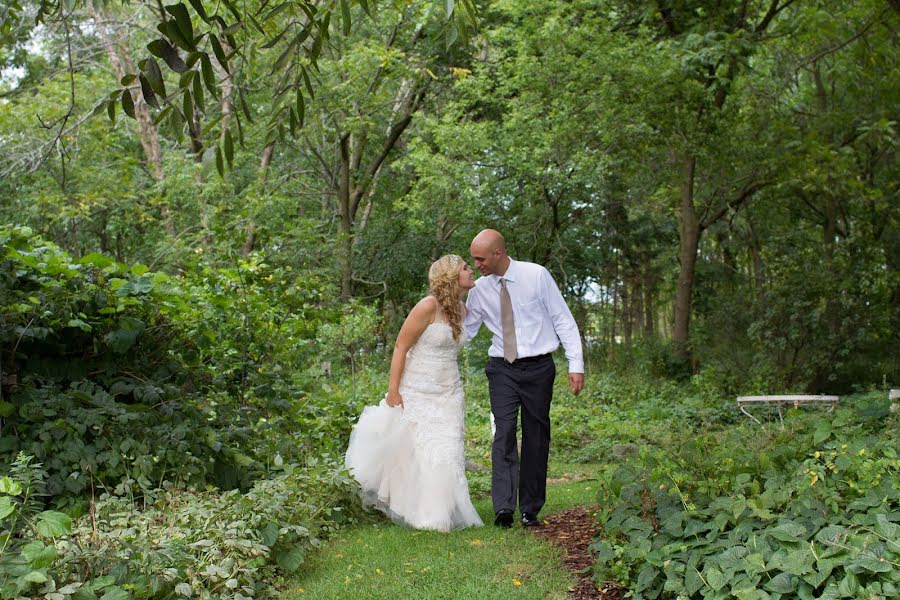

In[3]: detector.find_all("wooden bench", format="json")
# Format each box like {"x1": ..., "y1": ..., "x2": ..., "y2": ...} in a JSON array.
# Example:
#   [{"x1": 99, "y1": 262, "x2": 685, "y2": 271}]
[
  {"x1": 891, "y1": 389, "x2": 899, "y2": 413},
  {"x1": 736, "y1": 395, "x2": 839, "y2": 426}
]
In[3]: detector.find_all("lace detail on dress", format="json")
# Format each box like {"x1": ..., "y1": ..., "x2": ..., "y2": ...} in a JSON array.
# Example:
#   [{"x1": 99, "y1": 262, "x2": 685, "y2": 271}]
[
  {"x1": 344, "y1": 321, "x2": 482, "y2": 531},
  {"x1": 399, "y1": 322, "x2": 466, "y2": 480}
]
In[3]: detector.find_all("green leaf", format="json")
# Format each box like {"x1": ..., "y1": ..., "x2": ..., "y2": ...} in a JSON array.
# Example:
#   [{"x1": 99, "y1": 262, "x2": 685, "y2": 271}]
[
  {"x1": 21, "y1": 541, "x2": 56, "y2": 568},
  {"x1": 781, "y1": 549, "x2": 815, "y2": 575},
  {"x1": 445, "y1": 0, "x2": 455, "y2": 17},
  {"x1": 853, "y1": 555, "x2": 891, "y2": 573},
  {"x1": 121, "y1": 89, "x2": 136, "y2": 119},
  {"x1": 764, "y1": 572, "x2": 796, "y2": 594},
  {"x1": 296, "y1": 89, "x2": 305, "y2": 127},
  {"x1": 165, "y1": 3, "x2": 195, "y2": 46},
  {"x1": 215, "y1": 145, "x2": 224, "y2": 177},
  {"x1": 275, "y1": 544, "x2": 305, "y2": 571},
  {"x1": 36, "y1": 510, "x2": 72, "y2": 537},
  {"x1": 874, "y1": 514, "x2": 898, "y2": 541},
  {"x1": 769, "y1": 521, "x2": 808, "y2": 542},
  {"x1": 837, "y1": 571, "x2": 858, "y2": 597},
  {"x1": 0, "y1": 476, "x2": 22, "y2": 495},
  {"x1": 260, "y1": 522, "x2": 279, "y2": 547},
  {"x1": 149, "y1": 39, "x2": 188, "y2": 73},
  {"x1": 340, "y1": 0, "x2": 351, "y2": 35},
  {"x1": 200, "y1": 52, "x2": 217, "y2": 97},
  {"x1": 67, "y1": 318, "x2": 92, "y2": 332},
  {"x1": 139, "y1": 57, "x2": 167, "y2": 97},
  {"x1": 0, "y1": 496, "x2": 15, "y2": 519},
  {"x1": 813, "y1": 422, "x2": 832, "y2": 443},
  {"x1": 224, "y1": 129, "x2": 234, "y2": 167},
  {"x1": 139, "y1": 74, "x2": 160, "y2": 108},
  {"x1": 187, "y1": 0, "x2": 208, "y2": 22},
  {"x1": 101, "y1": 587, "x2": 130, "y2": 600},
  {"x1": 120, "y1": 73, "x2": 136, "y2": 86},
  {"x1": 23, "y1": 570, "x2": 48, "y2": 583},
  {"x1": 183, "y1": 91, "x2": 194, "y2": 125},
  {"x1": 166, "y1": 19, "x2": 195, "y2": 52},
  {"x1": 636, "y1": 565, "x2": 659, "y2": 591},
  {"x1": 209, "y1": 35, "x2": 229, "y2": 72},
  {"x1": 193, "y1": 71, "x2": 205, "y2": 112},
  {"x1": 704, "y1": 567, "x2": 727, "y2": 591}
]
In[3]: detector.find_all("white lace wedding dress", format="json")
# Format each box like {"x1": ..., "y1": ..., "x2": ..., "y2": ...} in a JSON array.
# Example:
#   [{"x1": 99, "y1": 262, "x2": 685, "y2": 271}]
[{"x1": 344, "y1": 322, "x2": 483, "y2": 531}]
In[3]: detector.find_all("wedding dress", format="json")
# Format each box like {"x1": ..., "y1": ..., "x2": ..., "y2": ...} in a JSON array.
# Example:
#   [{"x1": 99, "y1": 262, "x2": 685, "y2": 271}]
[{"x1": 344, "y1": 321, "x2": 483, "y2": 531}]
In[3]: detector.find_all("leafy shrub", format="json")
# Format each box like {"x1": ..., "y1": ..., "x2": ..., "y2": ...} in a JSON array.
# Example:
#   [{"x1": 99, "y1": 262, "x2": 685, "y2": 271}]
[
  {"x1": 0, "y1": 453, "x2": 361, "y2": 599},
  {"x1": 589, "y1": 406, "x2": 900, "y2": 599}
]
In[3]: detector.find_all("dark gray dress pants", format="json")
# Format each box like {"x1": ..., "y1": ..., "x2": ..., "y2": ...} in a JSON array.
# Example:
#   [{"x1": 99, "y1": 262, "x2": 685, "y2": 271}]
[{"x1": 485, "y1": 354, "x2": 555, "y2": 516}]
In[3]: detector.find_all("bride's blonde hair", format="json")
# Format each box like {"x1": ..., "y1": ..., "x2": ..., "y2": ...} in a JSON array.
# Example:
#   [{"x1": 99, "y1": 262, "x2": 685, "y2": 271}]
[{"x1": 428, "y1": 254, "x2": 464, "y2": 342}]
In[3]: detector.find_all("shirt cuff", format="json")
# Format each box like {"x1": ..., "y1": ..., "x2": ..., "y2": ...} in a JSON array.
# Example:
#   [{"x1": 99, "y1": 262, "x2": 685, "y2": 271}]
[{"x1": 568, "y1": 360, "x2": 584, "y2": 374}]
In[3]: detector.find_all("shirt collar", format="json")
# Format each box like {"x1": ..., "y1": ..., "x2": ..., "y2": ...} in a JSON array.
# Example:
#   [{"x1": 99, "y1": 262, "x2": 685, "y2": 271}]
[{"x1": 491, "y1": 258, "x2": 517, "y2": 286}]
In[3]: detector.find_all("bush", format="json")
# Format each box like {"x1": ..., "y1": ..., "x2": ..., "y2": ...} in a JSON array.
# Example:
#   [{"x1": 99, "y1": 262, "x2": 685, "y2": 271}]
[
  {"x1": 589, "y1": 404, "x2": 900, "y2": 599},
  {"x1": 0, "y1": 453, "x2": 361, "y2": 599}
]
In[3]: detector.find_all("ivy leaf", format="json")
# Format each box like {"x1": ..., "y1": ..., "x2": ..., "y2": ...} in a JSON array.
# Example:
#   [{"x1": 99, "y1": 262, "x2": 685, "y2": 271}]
[
  {"x1": 764, "y1": 572, "x2": 796, "y2": 594},
  {"x1": 704, "y1": 566, "x2": 727, "y2": 591},
  {"x1": 769, "y1": 521, "x2": 808, "y2": 542},
  {"x1": 836, "y1": 571, "x2": 858, "y2": 596}
]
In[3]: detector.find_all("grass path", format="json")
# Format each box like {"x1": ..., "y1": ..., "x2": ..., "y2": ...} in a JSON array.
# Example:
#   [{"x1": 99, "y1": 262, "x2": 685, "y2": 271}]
[{"x1": 283, "y1": 463, "x2": 601, "y2": 599}]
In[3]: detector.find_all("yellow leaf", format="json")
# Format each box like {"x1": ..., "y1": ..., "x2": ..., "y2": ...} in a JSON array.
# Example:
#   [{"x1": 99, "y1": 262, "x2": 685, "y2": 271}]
[{"x1": 512, "y1": 578, "x2": 523, "y2": 586}]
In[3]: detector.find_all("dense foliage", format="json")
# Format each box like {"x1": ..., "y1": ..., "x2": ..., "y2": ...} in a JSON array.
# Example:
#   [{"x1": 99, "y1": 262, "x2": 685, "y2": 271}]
[{"x1": 1, "y1": 0, "x2": 898, "y2": 597}]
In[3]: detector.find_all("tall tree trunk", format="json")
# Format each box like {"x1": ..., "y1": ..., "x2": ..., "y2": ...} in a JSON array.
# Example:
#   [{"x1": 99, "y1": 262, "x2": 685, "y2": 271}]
[
  {"x1": 242, "y1": 142, "x2": 276, "y2": 256},
  {"x1": 643, "y1": 268, "x2": 655, "y2": 338},
  {"x1": 90, "y1": 2, "x2": 172, "y2": 234},
  {"x1": 673, "y1": 154, "x2": 700, "y2": 362}
]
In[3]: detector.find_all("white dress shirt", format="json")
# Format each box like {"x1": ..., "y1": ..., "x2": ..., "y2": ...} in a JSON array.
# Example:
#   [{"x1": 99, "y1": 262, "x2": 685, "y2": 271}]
[{"x1": 464, "y1": 259, "x2": 584, "y2": 373}]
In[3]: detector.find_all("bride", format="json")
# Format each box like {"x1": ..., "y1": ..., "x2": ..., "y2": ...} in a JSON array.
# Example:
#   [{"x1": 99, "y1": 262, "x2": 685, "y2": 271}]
[{"x1": 344, "y1": 254, "x2": 484, "y2": 531}]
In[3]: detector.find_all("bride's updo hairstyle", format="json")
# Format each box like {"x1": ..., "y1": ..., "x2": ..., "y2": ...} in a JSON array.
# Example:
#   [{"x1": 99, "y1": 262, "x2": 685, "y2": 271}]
[{"x1": 428, "y1": 254, "x2": 464, "y2": 342}]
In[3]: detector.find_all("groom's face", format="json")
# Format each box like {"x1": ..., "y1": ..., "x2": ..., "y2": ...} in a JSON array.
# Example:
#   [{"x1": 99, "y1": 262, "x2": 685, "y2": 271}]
[{"x1": 470, "y1": 242, "x2": 500, "y2": 275}]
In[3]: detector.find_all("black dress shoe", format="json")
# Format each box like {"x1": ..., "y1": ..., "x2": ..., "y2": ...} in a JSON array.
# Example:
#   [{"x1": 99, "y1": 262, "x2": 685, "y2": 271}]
[
  {"x1": 521, "y1": 513, "x2": 542, "y2": 527},
  {"x1": 494, "y1": 509, "x2": 513, "y2": 528}
]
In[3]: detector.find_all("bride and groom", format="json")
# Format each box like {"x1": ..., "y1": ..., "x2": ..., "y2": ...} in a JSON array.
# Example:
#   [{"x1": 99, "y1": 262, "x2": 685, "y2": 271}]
[{"x1": 344, "y1": 229, "x2": 584, "y2": 531}]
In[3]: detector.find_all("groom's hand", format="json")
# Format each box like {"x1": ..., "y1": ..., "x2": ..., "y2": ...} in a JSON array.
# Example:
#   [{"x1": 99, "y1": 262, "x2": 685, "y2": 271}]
[
  {"x1": 386, "y1": 389, "x2": 404, "y2": 408},
  {"x1": 568, "y1": 373, "x2": 584, "y2": 396}
]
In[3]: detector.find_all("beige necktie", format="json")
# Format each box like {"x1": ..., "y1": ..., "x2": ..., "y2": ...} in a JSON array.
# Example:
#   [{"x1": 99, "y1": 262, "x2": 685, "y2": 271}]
[{"x1": 500, "y1": 278, "x2": 517, "y2": 363}]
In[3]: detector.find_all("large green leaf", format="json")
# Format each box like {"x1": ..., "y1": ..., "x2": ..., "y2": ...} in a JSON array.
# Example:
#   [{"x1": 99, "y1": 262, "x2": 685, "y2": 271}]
[
  {"x1": 36, "y1": 510, "x2": 72, "y2": 537},
  {"x1": 275, "y1": 544, "x2": 305, "y2": 571},
  {"x1": 21, "y1": 541, "x2": 56, "y2": 568}
]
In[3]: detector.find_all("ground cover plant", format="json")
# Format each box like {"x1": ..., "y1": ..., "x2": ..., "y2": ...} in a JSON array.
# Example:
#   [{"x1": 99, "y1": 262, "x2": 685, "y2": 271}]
[{"x1": 586, "y1": 390, "x2": 899, "y2": 599}]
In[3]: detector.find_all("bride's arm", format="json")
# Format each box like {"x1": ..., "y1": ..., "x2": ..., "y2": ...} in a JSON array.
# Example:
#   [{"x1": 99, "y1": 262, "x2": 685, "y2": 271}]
[{"x1": 386, "y1": 297, "x2": 436, "y2": 408}]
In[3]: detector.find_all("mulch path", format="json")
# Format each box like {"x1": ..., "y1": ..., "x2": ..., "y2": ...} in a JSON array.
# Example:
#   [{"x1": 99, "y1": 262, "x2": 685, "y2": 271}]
[{"x1": 528, "y1": 506, "x2": 623, "y2": 600}]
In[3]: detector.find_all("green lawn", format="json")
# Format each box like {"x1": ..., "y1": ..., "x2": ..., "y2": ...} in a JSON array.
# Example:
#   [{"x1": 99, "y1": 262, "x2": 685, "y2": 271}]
[{"x1": 283, "y1": 463, "x2": 601, "y2": 599}]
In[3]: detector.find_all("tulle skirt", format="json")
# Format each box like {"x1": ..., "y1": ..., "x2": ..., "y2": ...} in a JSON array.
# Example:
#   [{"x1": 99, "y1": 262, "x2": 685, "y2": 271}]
[{"x1": 345, "y1": 399, "x2": 483, "y2": 532}]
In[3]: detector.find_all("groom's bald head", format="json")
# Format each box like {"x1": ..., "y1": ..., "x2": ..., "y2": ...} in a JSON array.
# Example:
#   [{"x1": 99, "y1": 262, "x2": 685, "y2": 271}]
[{"x1": 470, "y1": 229, "x2": 510, "y2": 276}]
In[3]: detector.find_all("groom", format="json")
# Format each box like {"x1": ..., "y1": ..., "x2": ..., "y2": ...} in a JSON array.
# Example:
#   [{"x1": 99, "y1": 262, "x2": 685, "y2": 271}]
[{"x1": 464, "y1": 230, "x2": 584, "y2": 528}]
